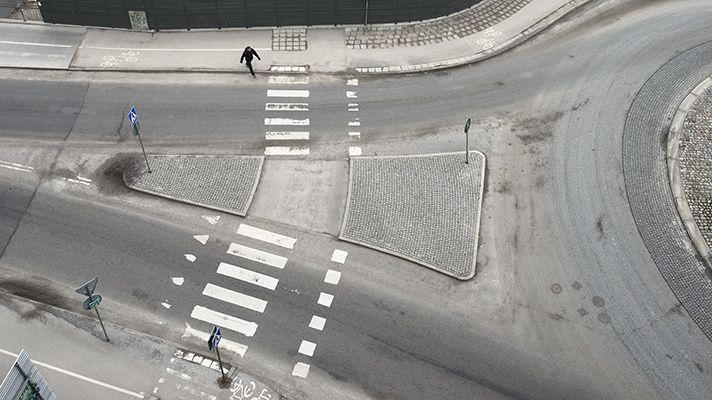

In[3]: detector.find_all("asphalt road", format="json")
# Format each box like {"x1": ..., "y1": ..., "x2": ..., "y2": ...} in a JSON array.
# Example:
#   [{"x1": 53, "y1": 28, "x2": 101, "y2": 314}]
[{"x1": 1, "y1": 0, "x2": 712, "y2": 399}]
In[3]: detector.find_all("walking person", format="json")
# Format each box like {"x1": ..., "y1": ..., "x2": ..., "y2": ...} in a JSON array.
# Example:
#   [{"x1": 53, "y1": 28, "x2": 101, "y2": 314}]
[{"x1": 240, "y1": 46, "x2": 261, "y2": 78}]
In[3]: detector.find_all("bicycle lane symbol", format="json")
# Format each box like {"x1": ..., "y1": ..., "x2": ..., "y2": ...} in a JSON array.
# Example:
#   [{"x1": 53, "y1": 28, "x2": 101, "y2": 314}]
[
  {"x1": 476, "y1": 27, "x2": 502, "y2": 50},
  {"x1": 100, "y1": 50, "x2": 140, "y2": 68}
]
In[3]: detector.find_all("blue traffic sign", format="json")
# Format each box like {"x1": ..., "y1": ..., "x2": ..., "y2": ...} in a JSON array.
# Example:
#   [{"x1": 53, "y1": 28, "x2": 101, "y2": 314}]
[
  {"x1": 127, "y1": 106, "x2": 139, "y2": 126},
  {"x1": 208, "y1": 326, "x2": 221, "y2": 350},
  {"x1": 212, "y1": 327, "x2": 221, "y2": 348}
]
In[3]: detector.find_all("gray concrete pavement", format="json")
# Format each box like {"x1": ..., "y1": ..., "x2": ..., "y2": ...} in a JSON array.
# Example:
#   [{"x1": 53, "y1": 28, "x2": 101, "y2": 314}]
[{"x1": 0, "y1": 0, "x2": 590, "y2": 74}]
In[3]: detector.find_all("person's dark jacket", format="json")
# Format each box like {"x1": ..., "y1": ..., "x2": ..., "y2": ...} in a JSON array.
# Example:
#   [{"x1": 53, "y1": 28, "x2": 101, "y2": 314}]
[{"x1": 240, "y1": 48, "x2": 260, "y2": 64}]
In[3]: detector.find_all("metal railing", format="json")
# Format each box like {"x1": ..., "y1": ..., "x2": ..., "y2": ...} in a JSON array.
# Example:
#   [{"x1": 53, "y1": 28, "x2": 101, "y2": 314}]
[{"x1": 0, "y1": 3, "x2": 42, "y2": 22}]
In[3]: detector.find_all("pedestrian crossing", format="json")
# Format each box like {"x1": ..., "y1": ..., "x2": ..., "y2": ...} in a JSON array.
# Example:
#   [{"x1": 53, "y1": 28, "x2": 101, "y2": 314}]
[
  {"x1": 265, "y1": 76, "x2": 311, "y2": 156},
  {"x1": 226, "y1": 242, "x2": 288, "y2": 269},
  {"x1": 216, "y1": 262, "x2": 279, "y2": 291}
]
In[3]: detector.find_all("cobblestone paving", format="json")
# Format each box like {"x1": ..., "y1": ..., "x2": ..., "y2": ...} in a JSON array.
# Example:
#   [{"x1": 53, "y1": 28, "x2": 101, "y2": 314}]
[
  {"x1": 123, "y1": 155, "x2": 264, "y2": 216},
  {"x1": 680, "y1": 85, "x2": 712, "y2": 250},
  {"x1": 340, "y1": 152, "x2": 485, "y2": 280},
  {"x1": 272, "y1": 28, "x2": 307, "y2": 51},
  {"x1": 623, "y1": 41, "x2": 712, "y2": 340},
  {"x1": 345, "y1": 0, "x2": 532, "y2": 49}
]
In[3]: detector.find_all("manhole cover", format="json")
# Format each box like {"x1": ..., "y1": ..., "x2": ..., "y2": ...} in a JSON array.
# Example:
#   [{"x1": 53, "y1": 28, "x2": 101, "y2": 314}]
[{"x1": 592, "y1": 296, "x2": 605, "y2": 307}]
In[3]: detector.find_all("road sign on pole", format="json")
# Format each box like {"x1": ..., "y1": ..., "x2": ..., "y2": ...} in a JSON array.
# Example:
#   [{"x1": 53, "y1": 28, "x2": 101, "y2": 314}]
[
  {"x1": 75, "y1": 277, "x2": 98, "y2": 297},
  {"x1": 127, "y1": 106, "x2": 139, "y2": 127},
  {"x1": 75, "y1": 279, "x2": 110, "y2": 343},
  {"x1": 126, "y1": 106, "x2": 152, "y2": 173},
  {"x1": 464, "y1": 118, "x2": 471, "y2": 164},
  {"x1": 208, "y1": 326, "x2": 230, "y2": 388}
]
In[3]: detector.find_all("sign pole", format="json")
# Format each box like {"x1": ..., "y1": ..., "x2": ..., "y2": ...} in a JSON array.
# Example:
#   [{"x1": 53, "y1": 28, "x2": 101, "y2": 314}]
[
  {"x1": 464, "y1": 118, "x2": 471, "y2": 164},
  {"x1": 134, "y1": 121, "x2": 152, "y2": 173},
  {"x1": 215, "y1": 345, "x2": 228, "y2": 386},
  {"x1": 94, "y1": 306, "x2": 110, "y2": 342}
]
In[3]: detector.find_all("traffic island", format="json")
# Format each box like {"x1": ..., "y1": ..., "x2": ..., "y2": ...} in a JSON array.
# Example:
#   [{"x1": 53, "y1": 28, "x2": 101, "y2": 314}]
[
  {"x1": 123, "y1": 155, "x2": 264, "y2": 216},
  {"x1": 340, "y1": 152, "x2": 486, "y2": 280},
  {"x1": 668, "y1": 76, "x2": 712, "y2": 270}
]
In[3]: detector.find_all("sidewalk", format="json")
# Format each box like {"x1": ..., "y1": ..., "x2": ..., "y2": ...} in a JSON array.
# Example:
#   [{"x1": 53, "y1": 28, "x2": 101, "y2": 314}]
[
  {"x1": 0, "y1": 292, "x2": 281, "y2": 400},
  {"x1": 0, "y1": 0, "x2": 591, "y2": 74}
]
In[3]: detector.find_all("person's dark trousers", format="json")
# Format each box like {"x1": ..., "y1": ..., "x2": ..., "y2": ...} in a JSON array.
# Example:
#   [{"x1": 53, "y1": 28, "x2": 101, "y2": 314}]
[{"x1": 246, "y1": 62, "x2": 255, "y2": 76}]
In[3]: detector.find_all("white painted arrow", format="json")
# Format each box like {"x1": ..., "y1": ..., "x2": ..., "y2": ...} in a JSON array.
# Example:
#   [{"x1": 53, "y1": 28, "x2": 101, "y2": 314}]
[{"x1": 193, "y1": 235, "x2": 209, "y2": 245}]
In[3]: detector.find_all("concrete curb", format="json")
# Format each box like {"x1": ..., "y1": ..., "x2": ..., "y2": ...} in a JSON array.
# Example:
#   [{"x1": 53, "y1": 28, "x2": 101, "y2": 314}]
[
  {"x1": 667, "y1": 76, "x2": 712, "y2": 273},
  {"x1": 354, "y1": 0, "x2": 592, "y2": 74}
]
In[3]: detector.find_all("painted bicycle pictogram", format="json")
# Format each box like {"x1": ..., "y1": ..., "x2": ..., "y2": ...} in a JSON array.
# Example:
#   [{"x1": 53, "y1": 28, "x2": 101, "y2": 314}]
[
  {"x1": 477, "y1": 28, "x2": 502, "y2": 50},
  {"x1": 100, "y1": 50, "x2": 140, "y2": 67}
]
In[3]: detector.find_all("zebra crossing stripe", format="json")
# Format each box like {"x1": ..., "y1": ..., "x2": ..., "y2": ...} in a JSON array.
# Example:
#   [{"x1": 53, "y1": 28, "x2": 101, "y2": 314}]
[
  {"x1": 264, "y1": 118, "x2": 309, "y2": 126},
  {"x1": 216, "y1": 262, "x2": 279, "y2": 290},
  {"x1": 227, "y1": 243, "x2": 288, "y2": 269},
  {"x1": 183, "y1": 323, "x2": 249, "y2": 357},
  {"x1": 237, "y1": 223, "x2": 297, "y2": 249},
  {"x1": 190, "y1": 305, "x2": 258, "y2": 337},
  {"x1": 267, "y1": 89, "x2": 309, "y2": 98},
  {"x1": 265, "y1": 103, "x2": 309, "y2": 112},
  {"x1": 265, "y1": 131, "x2": 310, "y2": 141},
  {"x1": 268, "y1": 76, "x2": 309, "y2": 84},
  {"x1": 202, "y1": 283, "x2": 268, "y2": 313},
  {"x1": 264, "y1": 147, "x2": 310, "y2": 156}
]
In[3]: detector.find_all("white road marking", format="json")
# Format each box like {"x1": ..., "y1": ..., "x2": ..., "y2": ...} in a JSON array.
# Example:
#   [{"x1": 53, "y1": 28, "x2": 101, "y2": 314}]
[
  {"x1": 265, "y1": 131, "x2": 310, "y2": 141},
  {"x1": 268, "y1": 76, "x2": 309, "y2": 85},
  {"x1": 193, "y1": 235, "x2": 209, "y2": 245},
  {"x1": 182, "y1": 323, "x2": 248, "y2": 357},
  {"x1": 0, "y1": 348, "x2": 144, "y2": 398},
  {"x1": 161, "y1": 302, "x2": 171, "y2": 309},
  {"x1": 237, "y1": 223, "x2": 297, "y2": 249},
  {"x1": 324, "y1": 270, "x2": 341, "y2": 285},
  {"x1": 349, "y1": 147, "x2": 362, "y2": 156},
  {"x1": 184, "y1": 254, "x2": 196, "y2": 262},
  {"x1": 202, "y1": 283, "x2": 267, "y2": 313},
  {"x1": 227, "y1": 243, "x2": 288, "y2": 269},
  {"x1": 309, "y1": 315, "x2": 326, "y2": 331},
  {"x1": 166, "y1": 368, "x2": 191, "y2": 381},
  {"x1": 217, "y1": 262, "x2": 279, "y2": 291},
  {"x1": 176, "y1": 384, "x2": 217, "y2": 400},
  {"x1": 265, "y1": 103, "x2": 309, "y2": 112},
  {"x1": 292, "y1": 362, "x2": 310, "y2": 378},
  {"x1": 172, "y1": 277, "x2": 185, "y2": 286},
  {"x1": 348, "y1": 103, "x2": 359, "y2": 111},
  {"x1": 264, "y1": 146, "x2": 310, "y2": 156},
  {"x1": 347, "y1": 91, "x2": 358, "y2": 98},
  {"x1": 331, "y1": 249, "x2": 348, "y2": 264},
  {"x1": 317, "y1": 292, "x2": 334, "y2": 307},
  {"x1": 298, "y1": 340, "x2": 316, "y2": 357},
  {"x1": 267, "y1": 89, "x2": 310, "y2": 98},
  {"x1": 190, "y1": 305, "x2": 258, "y2": 337},
  {"x1": 348, "y1": 131, "x2": 361, "y2": 137},
  {"x1": 77, "y1": 176, "x2": 92, "y2": 182},
  {"x1": 348, "y1": 120, "x2": 361, "y2": 127},
  {"x1": 264, "y1": 117, "x2": 309, "y2": 126},
  {"x1": 347, "y1": 79, "x2": 359, "y2": 86},
  {"x1": 202, "y1": 215, "x2": 220, "y2": 225},
  {"x1": 0, "y1": 40, "x2": 73, "y2": 48},
  {"x1": 0, "y1": 164, "x2": 32, "y2": 172},
  {"x1": 65, "y1": 178, "x2": 91, "y2": 185}
]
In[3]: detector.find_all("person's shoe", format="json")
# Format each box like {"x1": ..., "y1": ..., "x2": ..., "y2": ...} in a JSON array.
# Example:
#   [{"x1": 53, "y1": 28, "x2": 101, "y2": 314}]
[{"x1": 252, "y1": 75, "x2": 257, "y2": 79}]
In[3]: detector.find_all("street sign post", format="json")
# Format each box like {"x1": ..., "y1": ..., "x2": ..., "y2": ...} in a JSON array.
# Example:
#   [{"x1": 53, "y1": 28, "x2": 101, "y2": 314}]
[
  {"x1": 127, "y1": 106, "x2": 152, "y2": 173},
  {"x1": 75, "y1": 278, "x2": 110, "y2": 342},
  {"x1": 208, "y1": 326, "x2": 230, "y2": 388},
  {"x1": 464, "y1": 118, "x2": 471, "y2": 164}
]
